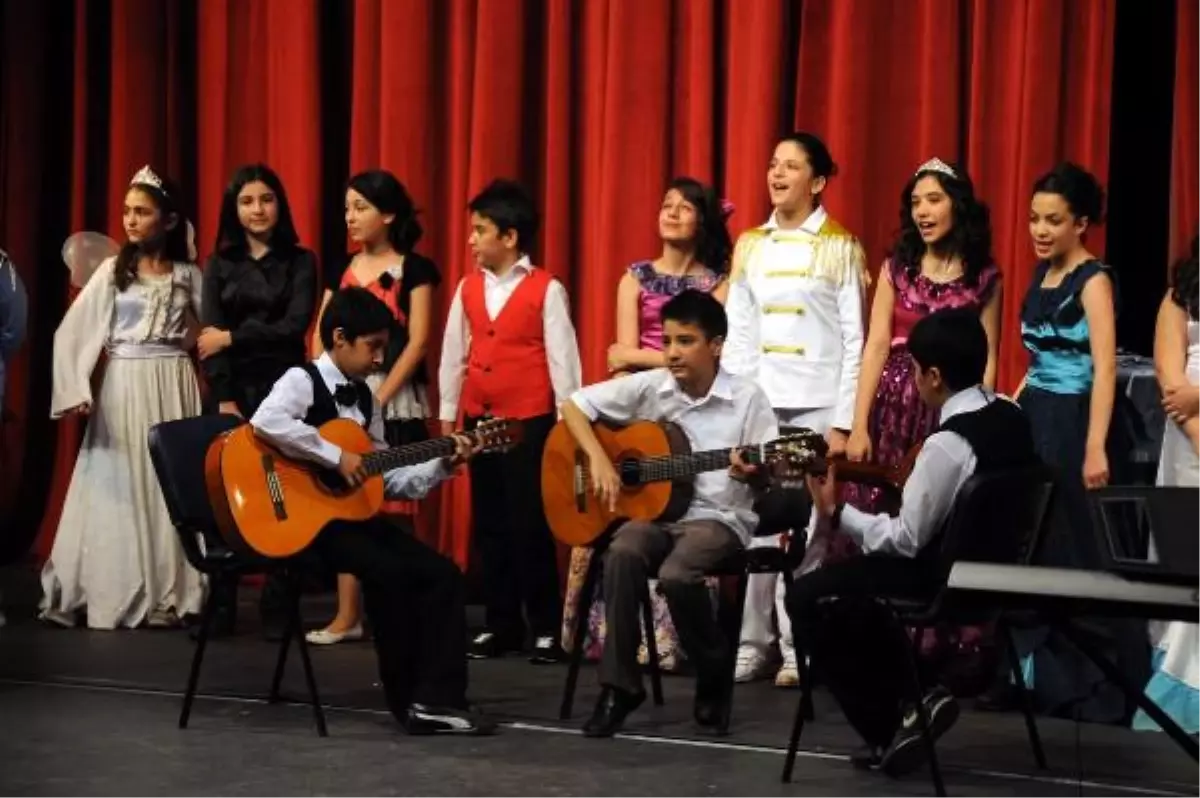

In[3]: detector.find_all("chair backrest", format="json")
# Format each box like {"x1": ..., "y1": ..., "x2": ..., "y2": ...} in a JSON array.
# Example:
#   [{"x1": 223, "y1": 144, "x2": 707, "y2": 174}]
[
  {"x1": 147, "y1": 414, "x2": 242, "y2": 572},
  {"x1": 935, "y1": 463, "x2": 1057, "y2": 571}
]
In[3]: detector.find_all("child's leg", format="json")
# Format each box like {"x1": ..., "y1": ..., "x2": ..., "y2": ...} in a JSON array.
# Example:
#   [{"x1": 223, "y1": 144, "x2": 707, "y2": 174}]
[
  {"x1": 467, "y1": 416, "x2": 523, "y2": 652},
  {"x1": 506, "y1": 413, "x2": 561, "y2": 646}
]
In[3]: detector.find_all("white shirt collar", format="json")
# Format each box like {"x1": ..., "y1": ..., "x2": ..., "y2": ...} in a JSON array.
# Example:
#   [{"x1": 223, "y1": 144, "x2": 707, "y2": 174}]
[
  {"x1": 314, "y1": 352, "x2": 354, "y2": 388},
  {"x1": 657, "y1": 366, "x2": 735, "y2": 404},
  {"x1": 938, "y1": 384, "x2": 992, "y2": 425},
  {"x1": 484, "y1": 254, "x2": 533, "y2": 282},
  {"x1": 762, "y1": 205, "x2": 827, "y2": 234}
]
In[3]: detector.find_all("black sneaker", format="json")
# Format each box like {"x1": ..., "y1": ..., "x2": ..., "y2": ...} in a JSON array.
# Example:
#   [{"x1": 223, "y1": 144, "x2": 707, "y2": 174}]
[
  {"x1": 530, "y1": 635, "x2": 565, "y2": 664},
  {"x1": 468, "y1": 631, "x2": 519, "y2": 659},
  {"x1": 849, "y1": 744, "x2": 885, "y2": 771},
  {"x1": 882, "y1": 688, "x2": 960, "y2": 778}
]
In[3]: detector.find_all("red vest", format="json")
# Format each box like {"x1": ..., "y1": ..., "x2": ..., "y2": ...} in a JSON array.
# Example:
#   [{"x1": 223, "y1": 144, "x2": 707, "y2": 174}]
[{"x1": 459, "y1": 267, "x2": 556, "y2": 420}]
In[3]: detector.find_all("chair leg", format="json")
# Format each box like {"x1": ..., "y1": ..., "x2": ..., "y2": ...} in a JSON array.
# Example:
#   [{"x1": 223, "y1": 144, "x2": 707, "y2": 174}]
[
  {"x1": 641, "y1": 581, "x2": 664, "y2": 707},
  {"x1": 779, "y1": 567, "x2": 814, "y2": 721},
  {"x1": 716, "y1": 572, "x2": 750, "y2": 735},
  {"x1": 179, "y1": 582, "x2": 220, "y2": 729},
  {"x1": 1002, "y1": 621, "x2": 1047, "y2": 769},
  {"x1": 901, "y1": 625, "x2": 946, "y2": 797},
  {"x1": 291, "y1": 599, "x2": 328, "y2": 737},
  {"x1": 268, "y1": 576, "x2": 299, "y2": 703},
  {"x1": 560, "y1": 550, "x2": 601, "y2": 720},
  {"x1": 781, "y1": 681, "x2": 811, "y2": 783}
]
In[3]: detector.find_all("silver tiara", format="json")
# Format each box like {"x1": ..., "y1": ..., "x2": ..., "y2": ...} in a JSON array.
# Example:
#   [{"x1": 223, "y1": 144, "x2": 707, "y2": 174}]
[
  {"x1": 130, "y1": 165, "x2": 165, "y2": 194},
  {"x1": 915, "y1": 158, "x2": 956, "y2": 179}
]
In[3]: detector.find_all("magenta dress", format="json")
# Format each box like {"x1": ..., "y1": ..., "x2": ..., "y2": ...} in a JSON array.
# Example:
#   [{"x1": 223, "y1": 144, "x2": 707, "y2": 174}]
[
  {"x1": 843, "y1": 259, "x2": 1000, "y2": 514},
  {"x1": 560, "y1": 261, "x2": 724, "y2": 670}
]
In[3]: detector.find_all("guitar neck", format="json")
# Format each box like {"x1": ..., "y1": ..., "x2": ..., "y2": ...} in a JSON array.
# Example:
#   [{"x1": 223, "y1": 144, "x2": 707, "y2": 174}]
[
  {"x1": 634, "y1": 446, "x2": 765, "y2": 484},
  {"x1": 362, "y1": 436, "x2": 456, "y2": 475}
]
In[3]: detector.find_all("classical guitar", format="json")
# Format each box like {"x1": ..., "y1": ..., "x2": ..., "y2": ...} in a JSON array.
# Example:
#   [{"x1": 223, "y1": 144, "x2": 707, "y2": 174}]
[
  {"x1": 206, "y1": 417, "x2": 522, "y2": 558},
  {"x1": 541, "y1": 419, "x2": 828, "y2": 547}
]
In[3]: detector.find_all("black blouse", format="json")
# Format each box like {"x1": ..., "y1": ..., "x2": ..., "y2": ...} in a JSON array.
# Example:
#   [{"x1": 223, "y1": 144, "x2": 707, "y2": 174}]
[{"x1": 201, "y1": 245, "x2": 318, "y2": 404}]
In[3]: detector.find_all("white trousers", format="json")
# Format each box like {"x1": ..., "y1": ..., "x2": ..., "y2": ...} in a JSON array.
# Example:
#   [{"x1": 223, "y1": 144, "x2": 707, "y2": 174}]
[{"x1": 738, "y1": 406, "x2": 834, "y2": 657}]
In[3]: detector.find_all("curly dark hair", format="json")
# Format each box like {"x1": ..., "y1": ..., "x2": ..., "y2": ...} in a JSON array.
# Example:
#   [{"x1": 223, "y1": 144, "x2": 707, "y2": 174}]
[
  {"x1": 889, "y1": 163, "x2": 994, "y2": 286},
  {"x1": 114, "y1": 173, "x2": 190, "y2": 292},
  {"x1": 1170, "y1": 234, "x2": 1199, "y2": 321},
  {"x1": 664, "y1": 176, "x2": 733, "y2": 274},
  {"x1": 1031, "y1": 161, "x2": 1106, "y2": 225}
]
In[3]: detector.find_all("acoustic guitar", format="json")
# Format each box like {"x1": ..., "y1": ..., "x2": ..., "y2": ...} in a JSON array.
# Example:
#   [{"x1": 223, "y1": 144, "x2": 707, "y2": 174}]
[
  {"x1": 541, "y1": 419, "x2": 828, "y2": 547},
  {"x1": 206, "y1": 417, "x2": 521, "y2": 558}
]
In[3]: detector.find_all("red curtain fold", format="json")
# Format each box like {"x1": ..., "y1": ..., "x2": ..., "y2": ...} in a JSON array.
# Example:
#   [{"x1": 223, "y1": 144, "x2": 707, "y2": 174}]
[
  {"x1": 0, "y1": 0, "x2": 1180, "y2": 570},
  {"x1": 1172, "y1": 0, "x2": 1199, "y2": 260}
]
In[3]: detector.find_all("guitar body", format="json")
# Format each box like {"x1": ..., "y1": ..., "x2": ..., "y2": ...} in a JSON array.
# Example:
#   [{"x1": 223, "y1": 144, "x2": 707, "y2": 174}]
[
  {"x1": 542, "y1": 419, "x2": 694, "y2": 548},
  {"x1": 205, "y1": 418, "x2": 385, "y2": 558}
]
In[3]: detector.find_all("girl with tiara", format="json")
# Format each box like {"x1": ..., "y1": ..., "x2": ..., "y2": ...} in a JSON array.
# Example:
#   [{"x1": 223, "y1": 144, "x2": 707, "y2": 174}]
[
  {"x1": 1134, "y1": 235, "x2": 1199, "y2": 734},
  {"x1": 40, "y1": 166, "x2": 206, "y2": 630},
  {"x1": 307, "y1": 169, "x2": 440, "y2": 645},
  {"x1": 198, "y1": 163, "x2": 318, "y2": 638},
  {"x1": 562, "y1": 176, "x2": 732, "y2": 672},
  {"x1": 845, "y1": 159, "x2": 1001, "y2": 510},
  {"x1": 844, "y1": 158, "x2": 1001, "y2": 694}
]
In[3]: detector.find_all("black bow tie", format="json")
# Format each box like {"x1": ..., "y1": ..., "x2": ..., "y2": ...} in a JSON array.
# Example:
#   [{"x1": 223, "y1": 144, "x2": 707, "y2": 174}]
[{"x1": 333, "y1": 383, "x2": 360, "y2": 408}]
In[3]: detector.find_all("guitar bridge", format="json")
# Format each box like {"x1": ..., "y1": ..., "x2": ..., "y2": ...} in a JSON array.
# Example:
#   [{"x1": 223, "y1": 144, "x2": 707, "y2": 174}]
[{"x1": 261, "y1": 454, "x2": 288, "y2": 521}]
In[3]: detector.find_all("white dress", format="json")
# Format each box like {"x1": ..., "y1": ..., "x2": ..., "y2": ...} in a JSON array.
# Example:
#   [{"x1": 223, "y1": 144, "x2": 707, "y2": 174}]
[
  {"x1": 40, "y1": 258, "x2": 206, "y2": 629},
  {"x1": 1135, "y1": 317, "x2": 1199, "y2": 733}
]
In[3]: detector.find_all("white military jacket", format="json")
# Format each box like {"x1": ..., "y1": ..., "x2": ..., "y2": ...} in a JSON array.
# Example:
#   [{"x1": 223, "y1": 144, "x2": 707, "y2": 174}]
[{"x1": 722, "y1": 206, "x2": 867, "y2": 430}]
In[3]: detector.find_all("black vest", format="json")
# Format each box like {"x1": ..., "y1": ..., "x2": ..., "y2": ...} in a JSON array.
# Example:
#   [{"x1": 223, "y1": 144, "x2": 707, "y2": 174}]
[
  {"x1": 299, "y1": 362, "x2": 373, "y2": 428},
  {"x1": 937, "y1": 393, "x2": 1038, "y2": 474}
]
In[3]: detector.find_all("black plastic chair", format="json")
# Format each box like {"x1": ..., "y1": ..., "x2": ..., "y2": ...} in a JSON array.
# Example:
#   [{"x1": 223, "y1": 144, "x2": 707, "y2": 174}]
[
  {"x1": 147, "y1": 414, "x2": 327, "y2": 736},
  {"x1": 782, "y1": 464, "x2": 1057, "y2": 795}
]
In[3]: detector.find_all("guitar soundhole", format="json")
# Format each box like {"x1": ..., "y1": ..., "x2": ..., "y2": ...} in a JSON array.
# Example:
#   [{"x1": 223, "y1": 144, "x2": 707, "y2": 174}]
[
  {"x1": 618, "y1": 458, "x2": 640, "y2": 487},
  {"x1": 261, "y1": 455, "x2": 288, "y2": 521}
]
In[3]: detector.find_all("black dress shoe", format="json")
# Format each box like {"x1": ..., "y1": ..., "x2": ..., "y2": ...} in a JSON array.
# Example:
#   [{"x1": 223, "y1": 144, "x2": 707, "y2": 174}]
[
  {"x1": 529, "y1": 636, "x2": 566, "y2": 664},
  {"x1": 582, "y1": 686, "x2": 645, "y2": 738},
  {"x1": 692, "y1": 672, "x2": 731, "y2": 734},
  {"x1": 849, "y1": 744, "x2": 884, "y2": 770},
  {"x1": 402, "y1": 704, "x2": 498, "y2": 736}
]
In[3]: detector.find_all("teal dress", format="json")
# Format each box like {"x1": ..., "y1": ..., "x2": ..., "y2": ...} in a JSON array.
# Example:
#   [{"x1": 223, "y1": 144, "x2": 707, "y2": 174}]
[{"x1": 1016, "y1": 259, "x2": 1143, "y2": 723}]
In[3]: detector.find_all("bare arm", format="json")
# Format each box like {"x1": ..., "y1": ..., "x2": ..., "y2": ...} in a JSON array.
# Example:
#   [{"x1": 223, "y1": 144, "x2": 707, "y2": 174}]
[
  {"x1": 376, "y1": 283, "x2": 432, "y2": 405},
  {"x1": 850, "y1": 267, "x2": 895, "y2": 436},
  {"x1": 310, "y1": 289, "x2": 333, "y2": 357},
  {"x1": 1081, "y1": 273, "x2": 1117, "y2": 484},
  {"x1": 980, "y1": 280, "x2": 1003, "y2": 390},
  {"x1": 613, "y1": 271, "x2": 665, "y2": 370},
  {"x1": 712, "y1": 278, "x2": 730, "y2": 304},
  {"x1": 1154, "y1": 292, "x2": 1189, "y2": 391}
]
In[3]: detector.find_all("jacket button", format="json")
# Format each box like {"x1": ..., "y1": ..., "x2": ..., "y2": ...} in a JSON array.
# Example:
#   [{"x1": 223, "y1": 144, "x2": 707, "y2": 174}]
[
  {"x1": 484, "y1": 366, "x2": 492, "y2": 373},
  {"x1": 487, "y1": 329, "x2": 496, "y2": 337}
]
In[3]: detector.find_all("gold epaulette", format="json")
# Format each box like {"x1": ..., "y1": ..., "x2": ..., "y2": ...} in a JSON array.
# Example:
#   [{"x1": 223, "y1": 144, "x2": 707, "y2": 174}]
[
  {"x1": 729, "y1": 228, "x2": 769, "y2": 281},
  {"x1": 816, "y1": 216, "x2": 871, "y2": 289}
]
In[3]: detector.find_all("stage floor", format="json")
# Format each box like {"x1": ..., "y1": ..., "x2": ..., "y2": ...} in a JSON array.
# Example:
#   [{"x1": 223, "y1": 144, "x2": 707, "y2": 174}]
[{"x1": 0, "y1": 577, "x2": 1195, "y2": 796}]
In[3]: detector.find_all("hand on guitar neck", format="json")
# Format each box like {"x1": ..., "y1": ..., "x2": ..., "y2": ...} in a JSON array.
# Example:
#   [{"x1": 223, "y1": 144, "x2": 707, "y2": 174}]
[{"x1": 338, "y1": 433, "x2": 478, "y2": 487}]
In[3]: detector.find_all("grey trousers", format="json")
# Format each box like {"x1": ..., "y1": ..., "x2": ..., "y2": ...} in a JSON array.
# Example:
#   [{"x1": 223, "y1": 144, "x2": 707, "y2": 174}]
[{"x1": 599, "y1": 518, "x2": 743, "y2": 695}]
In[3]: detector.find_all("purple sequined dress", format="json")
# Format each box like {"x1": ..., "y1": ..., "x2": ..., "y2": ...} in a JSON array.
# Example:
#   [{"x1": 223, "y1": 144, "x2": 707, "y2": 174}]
[
  {"x1": 560, "y1": 261, "x2": 724, "y2": 670},
  {"x1": 843, "y1": 260, "x2": 1000, "y2": 514}
]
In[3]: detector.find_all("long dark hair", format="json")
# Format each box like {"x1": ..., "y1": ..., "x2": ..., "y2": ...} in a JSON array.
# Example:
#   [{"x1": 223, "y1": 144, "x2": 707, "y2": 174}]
[
  {"x1": 214, "y1": 163, "x2": 300, "y2": 254},
  {"x1": 346, "y1": 170, "x2": 423, "y2": 253},
  {"x1": 113, "y1": 173, "x2": 190, "y2": 292},
  {"x1": 665, "y1": 176, "x2": 733, "y2": 274},
  {"x1": 890, "y1": 162, "x2": 993, "y2": 286},
  {"x1": 1170, "y1": 234, "x2": 1199, "y2": 321}
]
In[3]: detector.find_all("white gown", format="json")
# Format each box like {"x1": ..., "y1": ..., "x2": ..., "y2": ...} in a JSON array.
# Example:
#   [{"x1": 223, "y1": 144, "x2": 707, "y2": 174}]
[
  {"x1": 1135, "y1": 317, "x2": 1199, "y2": 733},
  {"x1": 40, "y1": 258, "x2": 206, "y2": 629}
]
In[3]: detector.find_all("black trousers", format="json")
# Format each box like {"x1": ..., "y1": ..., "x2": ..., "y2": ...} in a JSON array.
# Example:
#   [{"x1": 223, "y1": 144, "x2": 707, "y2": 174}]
[
  {"x1": 465, "y1": 412, "x2": 561, "y2": 643},
  {"x1": 312, "y1": 517, "x2": 469, "y2": 714},
  {"x1": 787, "y1": 555, "x2": 941, "y2": 748}
]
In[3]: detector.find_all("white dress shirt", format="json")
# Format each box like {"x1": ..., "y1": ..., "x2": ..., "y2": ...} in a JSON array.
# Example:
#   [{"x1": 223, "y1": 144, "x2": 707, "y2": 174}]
[
  {"x1": 250, "y1": 353, "x2": 450, "y2": 499},
  {"x1": 722, "y1": 207, "x2": 866, "y2": 429},
  {"x1": 569, "y1": 367, "x2": 780, "y2": 543},
  {"x1": 437, "y1": 255, "x2": 582, "y2": 422},
  {"x1": 838, "y1": 385, "x2": 1000, "y2": 558}
]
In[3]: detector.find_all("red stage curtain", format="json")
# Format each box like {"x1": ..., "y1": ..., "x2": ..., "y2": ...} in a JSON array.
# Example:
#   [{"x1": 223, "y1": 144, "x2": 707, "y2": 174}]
[
  {"x1": 0, "y1": 0, "x2": 1166, "y2": 570},
  {"x1": 1172, "y1": 0, "x2": 1199, "y2": 260}
]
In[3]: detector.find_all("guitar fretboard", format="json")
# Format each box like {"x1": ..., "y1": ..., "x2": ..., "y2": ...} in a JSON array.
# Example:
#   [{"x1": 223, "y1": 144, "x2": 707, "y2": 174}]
[
  {"x1": 362, "y1": 437, "x2": 457, "y2": 475},
  {"x1": 633, "y1": 446, "x2": 766, "y2": 483}
]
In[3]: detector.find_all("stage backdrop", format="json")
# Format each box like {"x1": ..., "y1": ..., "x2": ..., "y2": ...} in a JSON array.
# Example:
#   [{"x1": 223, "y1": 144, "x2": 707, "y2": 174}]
[{"x1": 0, "y1": 0, "x2": 1194, "y2": 570}]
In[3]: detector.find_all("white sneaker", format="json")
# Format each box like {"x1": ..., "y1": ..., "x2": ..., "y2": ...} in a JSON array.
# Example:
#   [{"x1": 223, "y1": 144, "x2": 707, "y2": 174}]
[
  {"x1": 734, "y1": 645, "x2": 775, "y2": 683},
  {"x1": 775, "y1": 648, "x2": 800, "y2": 688},
  {"x1": 38, "y1": 608, "x2": 77, "y2": 628}
]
